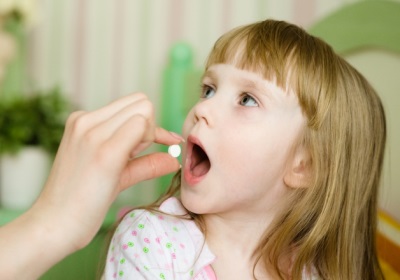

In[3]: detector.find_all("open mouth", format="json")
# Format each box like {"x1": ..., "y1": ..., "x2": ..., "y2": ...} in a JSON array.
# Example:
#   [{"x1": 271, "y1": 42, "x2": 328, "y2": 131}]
[
  {"x1": 190, "y1": 143, "x2": 211, "y2": 177},
  {"x1": 183, "y1": 135, "x2": 211, "y2": 186}
]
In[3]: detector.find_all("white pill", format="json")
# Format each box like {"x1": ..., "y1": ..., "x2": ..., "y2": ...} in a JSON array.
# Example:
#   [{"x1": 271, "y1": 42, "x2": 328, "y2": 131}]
[{"x1": 168, "y1": 144, "x2": 181, "y2": 158}]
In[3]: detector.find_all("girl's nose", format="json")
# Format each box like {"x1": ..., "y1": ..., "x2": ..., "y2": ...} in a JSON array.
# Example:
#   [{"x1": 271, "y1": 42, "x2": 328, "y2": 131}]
[{"x1": 193, "y1": 99, "x2": 213, "y2": 127}]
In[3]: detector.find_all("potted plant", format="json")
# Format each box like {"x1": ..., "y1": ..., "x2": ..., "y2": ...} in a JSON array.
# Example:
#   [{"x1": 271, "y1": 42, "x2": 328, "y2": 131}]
[{"x1": 0, "y1": 87, "x2": 72, "y2": 210}]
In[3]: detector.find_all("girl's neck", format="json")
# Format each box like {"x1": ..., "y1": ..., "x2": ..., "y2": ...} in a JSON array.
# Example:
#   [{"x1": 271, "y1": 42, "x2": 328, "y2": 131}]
[
  {"x1": 203, "y1": 211, "x2": 274, "y2": 275},
  {"x1": 204, "y1": 212, "x2": 270, "y2": 256},
  {"x1": 201, "y1": 199, "x2": 283, "y2": 255}
]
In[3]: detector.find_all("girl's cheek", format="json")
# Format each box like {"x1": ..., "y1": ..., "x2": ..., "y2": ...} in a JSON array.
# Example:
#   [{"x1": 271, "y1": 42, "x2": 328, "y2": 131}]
[{"x1": 182, "y1": 111, "x2": 195, "y2": 136}]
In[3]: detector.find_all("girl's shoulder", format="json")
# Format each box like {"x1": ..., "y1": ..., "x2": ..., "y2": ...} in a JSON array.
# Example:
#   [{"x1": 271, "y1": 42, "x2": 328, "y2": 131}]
[
  {"x1": 104, "y1": 197, "x2": 216, "y2": 279},
  {"x1": 115, "y1": 197, "x2": 199, "y2": 236}
]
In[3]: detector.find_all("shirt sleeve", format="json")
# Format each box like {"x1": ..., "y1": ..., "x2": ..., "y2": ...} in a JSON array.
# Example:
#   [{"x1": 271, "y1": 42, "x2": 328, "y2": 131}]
[{"x1": 103, "y1": 207, "x2": 201, "y2": 280}]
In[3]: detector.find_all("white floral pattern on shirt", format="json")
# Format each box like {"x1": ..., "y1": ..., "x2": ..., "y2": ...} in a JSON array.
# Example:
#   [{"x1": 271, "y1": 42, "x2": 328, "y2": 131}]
[{"x1": 103, "y1": 197, "x2": 216, "y2": 279}]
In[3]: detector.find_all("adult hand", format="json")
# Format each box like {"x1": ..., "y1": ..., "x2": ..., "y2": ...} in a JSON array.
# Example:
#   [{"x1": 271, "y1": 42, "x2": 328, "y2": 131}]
[
  {"x1": 0, "y1": 93, "x2": 182, "y2": 279},
  {"x1": 40, "y1": 92, "x2": 182, "y2": 247}
]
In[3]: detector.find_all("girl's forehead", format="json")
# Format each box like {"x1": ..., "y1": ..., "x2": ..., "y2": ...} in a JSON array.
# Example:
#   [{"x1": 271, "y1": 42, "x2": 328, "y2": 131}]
[
  {"x1": 207, "y1": 54, "x2": 284, "y2": 84},
  {"x1": 207, "y1": 42, "x2": 248, "y2": 68},
  {"x1": 205, "y1": 63, "x2": 268, "y2": 82},
  {"x1": 206, "y1": 32, "x2": 297, "y2": 92}
]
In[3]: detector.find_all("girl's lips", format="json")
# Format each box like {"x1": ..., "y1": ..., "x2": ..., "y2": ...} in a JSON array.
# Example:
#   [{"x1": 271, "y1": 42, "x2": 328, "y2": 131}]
[{"x1": 183, "y1": 135, "x2": 210, "y2": 186}]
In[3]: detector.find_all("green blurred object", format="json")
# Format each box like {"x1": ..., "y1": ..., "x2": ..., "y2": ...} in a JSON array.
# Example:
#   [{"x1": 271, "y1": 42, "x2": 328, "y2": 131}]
[
  {"x1": 160, "y1": 42, "x2": 194, "y2": 134},
  {"x1": 0, "y1": 16, "x2": 28, "y2": 102},
  {"x1": 158, "y1": 42, "x2": 202, "y2": 194},
  {"x1": 309, "y1": 0, "x2": 400, "y2": 54}
]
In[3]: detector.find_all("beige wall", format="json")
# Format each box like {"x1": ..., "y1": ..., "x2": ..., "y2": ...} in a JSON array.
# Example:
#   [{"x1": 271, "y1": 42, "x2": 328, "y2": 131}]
[{"x1": 27, "y1": 0, "x2": 358, "y2": 110}]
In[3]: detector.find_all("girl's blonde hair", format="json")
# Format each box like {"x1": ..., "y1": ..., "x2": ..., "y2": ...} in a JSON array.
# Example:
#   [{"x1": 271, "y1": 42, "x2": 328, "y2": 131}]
[{"x1": 157, "y1": 20, "x2": 386, "y2": 279}]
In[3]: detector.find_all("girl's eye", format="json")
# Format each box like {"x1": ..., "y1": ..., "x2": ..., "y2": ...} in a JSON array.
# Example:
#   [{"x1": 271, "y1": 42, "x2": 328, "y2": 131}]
[
  {"x1": 240, "y1": 94, "x2": 258, "y2": 107},
  {"x1": 201, "y1": 85, "x2": 216, "y2": 99}
]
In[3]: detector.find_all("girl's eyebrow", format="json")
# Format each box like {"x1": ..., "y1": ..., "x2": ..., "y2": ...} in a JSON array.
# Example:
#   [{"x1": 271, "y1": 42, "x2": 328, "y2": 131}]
[
  {"x1": 237, "y1": 77, "x2": 272, "y2": 99},
  {"x1": 237, "y1": 78, "x2": 259, "y2": 91},
  {"x1": 202, "y1": 70, "x2": 217, "y2": 81}
]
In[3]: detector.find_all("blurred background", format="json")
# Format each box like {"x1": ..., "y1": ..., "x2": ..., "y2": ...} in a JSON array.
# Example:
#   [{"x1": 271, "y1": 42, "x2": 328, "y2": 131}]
[{"x1": 0, "y1": 0, "x2": 399, "y2": 279}]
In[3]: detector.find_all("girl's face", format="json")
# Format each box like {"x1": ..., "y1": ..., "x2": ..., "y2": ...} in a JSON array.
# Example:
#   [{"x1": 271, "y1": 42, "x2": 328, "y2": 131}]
[{"x1": 181, "y1": 63, "x2": 306, "y2": 217}]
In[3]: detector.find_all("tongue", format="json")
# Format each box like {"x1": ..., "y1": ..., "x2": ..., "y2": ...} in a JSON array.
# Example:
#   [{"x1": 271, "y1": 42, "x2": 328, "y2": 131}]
[
  {"x1": 190, "y1": 144, "x2": 211, "y2": 177},
  {"x1": 192, "y1": 159, "x2": 210, "y2": 177}
]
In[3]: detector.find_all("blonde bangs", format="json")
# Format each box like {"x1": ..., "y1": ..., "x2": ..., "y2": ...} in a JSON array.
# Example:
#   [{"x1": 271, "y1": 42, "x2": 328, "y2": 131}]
[
  {"x1": 204, "y1": 20, "x2": 337, "y2": 132},
  {"x1": 205, "y1": 22, "x2": 296, "y2": 91}
]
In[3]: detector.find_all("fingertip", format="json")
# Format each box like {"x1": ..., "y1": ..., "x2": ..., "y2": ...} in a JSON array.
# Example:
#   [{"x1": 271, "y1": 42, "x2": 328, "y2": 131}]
[
  {"x1": 155, "y1": 127, "x2": 185, "y2": 145},
  {"x1": 120, "y1": 152, "x2": 181, "y2": 189},
  {"x1": 151, "y1": 153, "x2": 181, "y2": 175},
  {"x1": 168, "y1": 131, "x2": 185, "y2": 143},
  {"x1": 164, "y1": 154, "x2": 181, "y2": 171}
]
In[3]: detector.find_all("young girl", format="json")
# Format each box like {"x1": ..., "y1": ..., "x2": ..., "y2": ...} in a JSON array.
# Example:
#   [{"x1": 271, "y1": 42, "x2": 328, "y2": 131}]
[{"x1": 103, "y1": 19, "x2": 386, "y2": 279}]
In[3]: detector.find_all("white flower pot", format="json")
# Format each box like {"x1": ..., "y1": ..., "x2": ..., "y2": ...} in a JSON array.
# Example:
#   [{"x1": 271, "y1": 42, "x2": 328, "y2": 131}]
[{"x1": 0, "y1": 146, "x2": 51, "y2": 210}]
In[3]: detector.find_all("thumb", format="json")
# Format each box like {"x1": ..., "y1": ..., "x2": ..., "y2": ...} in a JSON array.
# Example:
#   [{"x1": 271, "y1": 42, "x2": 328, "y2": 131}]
[{"x1": 119, "y1": 153, "x2": 180, "y2": 190}]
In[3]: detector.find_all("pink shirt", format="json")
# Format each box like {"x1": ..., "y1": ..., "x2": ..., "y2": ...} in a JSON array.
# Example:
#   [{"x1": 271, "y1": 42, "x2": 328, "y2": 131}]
[{"x1": 103, "y1": 197, "x2": 217, "y2": 279}]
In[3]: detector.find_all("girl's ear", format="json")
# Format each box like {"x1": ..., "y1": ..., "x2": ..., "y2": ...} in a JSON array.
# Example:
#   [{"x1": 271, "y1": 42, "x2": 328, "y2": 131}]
[{"x1": 283, "y1": 146, "x2": 312, "y2": 189}]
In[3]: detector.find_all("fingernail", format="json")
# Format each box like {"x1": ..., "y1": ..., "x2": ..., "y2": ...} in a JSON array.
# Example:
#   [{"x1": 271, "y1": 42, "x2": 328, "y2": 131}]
[{"x1": 169, "y1": 131, "x2": 185, "y2": 142}]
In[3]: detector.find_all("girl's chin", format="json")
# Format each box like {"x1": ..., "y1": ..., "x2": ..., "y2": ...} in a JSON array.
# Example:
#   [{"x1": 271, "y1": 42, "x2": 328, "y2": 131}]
[{"x1": 180, "y1": 191, "x2": 206, "y2": 215}]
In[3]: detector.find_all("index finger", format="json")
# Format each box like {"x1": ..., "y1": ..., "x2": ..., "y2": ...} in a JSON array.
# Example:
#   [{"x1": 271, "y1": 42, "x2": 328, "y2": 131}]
[{"x1": 155, "y1": 127, "x2": 185, "y2": 146}]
